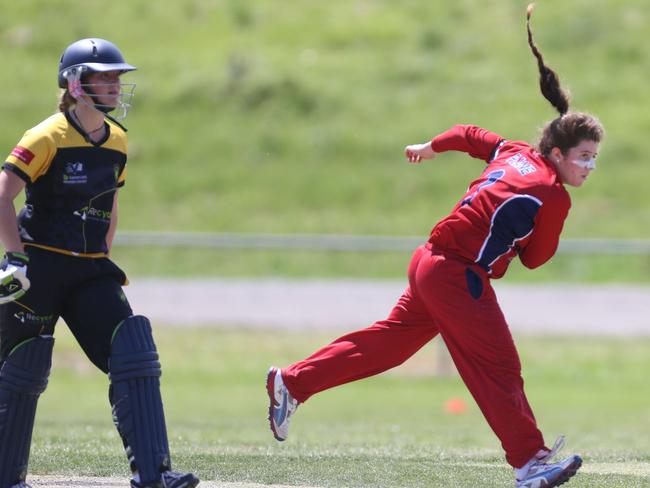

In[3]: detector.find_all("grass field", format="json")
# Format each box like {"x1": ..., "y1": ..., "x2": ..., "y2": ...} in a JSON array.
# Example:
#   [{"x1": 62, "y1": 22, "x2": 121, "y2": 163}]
[
  {"x1": 29, "y1": 326, "x2": 650, "y2": 487},
  {"x1": 3, "y1": 3, "x2": 649, "y2": 487}
]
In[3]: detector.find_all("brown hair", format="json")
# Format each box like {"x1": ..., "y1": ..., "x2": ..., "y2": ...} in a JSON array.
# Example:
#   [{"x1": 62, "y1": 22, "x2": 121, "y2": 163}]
[
  {"x1": 526, "y1": 3, "x2": 604, "y2": 156},
  {"x1": 57, "y1": 89, "x2": 76, "y2": 112},
  {"x1": 537, "y1": 112, "x2": 604, "y2": 157}
]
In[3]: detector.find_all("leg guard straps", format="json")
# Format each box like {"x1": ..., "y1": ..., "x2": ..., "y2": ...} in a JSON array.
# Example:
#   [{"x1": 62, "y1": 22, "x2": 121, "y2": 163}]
[
  {"x1": 109, "y1": 315, "x2": 171, "y2": 485},
  {"x1": 0, "y1": 335, "x2": 54, "y2": 487}
]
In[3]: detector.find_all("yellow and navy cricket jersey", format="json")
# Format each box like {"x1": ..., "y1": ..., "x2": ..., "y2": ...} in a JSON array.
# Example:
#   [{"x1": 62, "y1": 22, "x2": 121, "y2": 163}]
[{"x1": 3, "y1": 111, "x2": 128, "y2": 256}]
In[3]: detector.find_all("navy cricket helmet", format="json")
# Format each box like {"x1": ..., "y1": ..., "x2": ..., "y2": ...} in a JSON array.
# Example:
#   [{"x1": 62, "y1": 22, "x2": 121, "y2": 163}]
[
  {"x1": 58, "y1": 38, "x2": 136, "y2": 88},
  {"x1": 58, "y1": 38, "x2": 137, "y2": 119}
]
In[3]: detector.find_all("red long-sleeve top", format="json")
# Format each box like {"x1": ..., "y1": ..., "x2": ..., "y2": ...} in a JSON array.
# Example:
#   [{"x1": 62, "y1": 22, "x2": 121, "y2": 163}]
[{"x1": 428, "y1": 125, "x2": 571, "y2": 279}]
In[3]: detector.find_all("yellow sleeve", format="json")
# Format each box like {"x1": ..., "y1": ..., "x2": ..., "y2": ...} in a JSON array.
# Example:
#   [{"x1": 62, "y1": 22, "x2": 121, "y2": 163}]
[{"x1": 5, "y1": 129, "x2": 56, "y2": 183}]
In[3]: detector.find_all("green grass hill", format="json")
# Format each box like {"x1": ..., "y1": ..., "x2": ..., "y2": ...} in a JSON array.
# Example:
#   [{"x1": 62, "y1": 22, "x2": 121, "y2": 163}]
[{"x1": 2, "y1": 0, "x2": 650, "y2": 279}]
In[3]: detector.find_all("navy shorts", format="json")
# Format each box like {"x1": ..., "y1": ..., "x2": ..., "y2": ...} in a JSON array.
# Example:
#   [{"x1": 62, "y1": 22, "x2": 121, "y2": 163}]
[{"x1": 0, "y1": 246, "x2": 133, "y2": 372}]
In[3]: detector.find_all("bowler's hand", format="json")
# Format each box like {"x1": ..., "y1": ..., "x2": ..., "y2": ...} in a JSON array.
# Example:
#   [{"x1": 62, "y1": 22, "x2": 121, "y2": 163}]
[{"x1": 405, "y1": 142, "x2": 436, "y2": 163}]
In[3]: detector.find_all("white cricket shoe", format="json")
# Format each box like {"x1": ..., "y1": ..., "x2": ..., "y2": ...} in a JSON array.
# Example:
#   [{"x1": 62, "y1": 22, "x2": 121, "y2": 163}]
[
  {"x1": 515, "y1": 436, "x2": 582, "y2": 488},
  {"x1": 266, "y1": 367, "x2": 298, "y2": 441}
]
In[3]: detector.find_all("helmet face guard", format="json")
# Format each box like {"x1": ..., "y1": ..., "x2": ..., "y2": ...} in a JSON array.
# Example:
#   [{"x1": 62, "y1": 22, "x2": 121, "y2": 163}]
[
  {"x1": 58, "y1": 38, "x2": 137, "y2": 119},
  {"x1": 61, "y1": 65, "x2": 136, "y2": 119}
]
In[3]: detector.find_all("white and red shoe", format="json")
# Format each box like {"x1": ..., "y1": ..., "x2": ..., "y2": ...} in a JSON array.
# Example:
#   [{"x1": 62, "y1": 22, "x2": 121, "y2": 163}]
[
  {"x1": 266, "y1": 367, "x2": 298, "y2": 441},
  {"x1": 515, "y1": 436, "x2": 582, "y2": 488}
]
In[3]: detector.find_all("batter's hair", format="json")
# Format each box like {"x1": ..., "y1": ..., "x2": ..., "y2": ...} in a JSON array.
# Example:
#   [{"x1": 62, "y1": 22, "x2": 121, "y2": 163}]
[
  {"x1": 527, "y1": 3, "x2": 604, "y2": 156},
  {"x1": 57, "y1": 89, "x2": 76, "y2": 112}
]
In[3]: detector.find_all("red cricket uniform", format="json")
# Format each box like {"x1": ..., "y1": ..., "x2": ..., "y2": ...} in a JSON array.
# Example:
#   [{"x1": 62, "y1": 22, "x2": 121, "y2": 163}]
[{"x1": 282, "y1": 125, "x2": 571, "y2": 468}]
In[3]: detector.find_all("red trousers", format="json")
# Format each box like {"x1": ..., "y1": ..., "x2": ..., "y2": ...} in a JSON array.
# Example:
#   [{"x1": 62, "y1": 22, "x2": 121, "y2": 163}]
[{"x1": 282, "y1": 245, "x2": 546, "y2": 468}]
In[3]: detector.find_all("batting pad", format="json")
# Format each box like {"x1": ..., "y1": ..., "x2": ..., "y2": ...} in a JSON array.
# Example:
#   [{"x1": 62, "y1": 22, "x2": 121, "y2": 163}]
[
  {"x1": 108, "y1": 315, "x2": 171, "y2": 485},
  {"x1": 0, "y1": 335, "x2": 54, "y2": 487}
]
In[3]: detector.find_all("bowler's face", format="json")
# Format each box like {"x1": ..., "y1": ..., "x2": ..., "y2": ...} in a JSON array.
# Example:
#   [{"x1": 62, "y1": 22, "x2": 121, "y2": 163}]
[{"x1": 554, "y1": 140, "x2": 599, "y2": 187}]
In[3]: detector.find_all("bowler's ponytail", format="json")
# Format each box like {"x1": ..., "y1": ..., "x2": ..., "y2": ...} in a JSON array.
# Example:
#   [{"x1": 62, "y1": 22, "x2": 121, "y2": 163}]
[
  {"x1": 526, "y1": 3, "x2": 570, "y2": 116},
  {"x1": 527, "y1": 4, "x2": 604, "y2": 156}
]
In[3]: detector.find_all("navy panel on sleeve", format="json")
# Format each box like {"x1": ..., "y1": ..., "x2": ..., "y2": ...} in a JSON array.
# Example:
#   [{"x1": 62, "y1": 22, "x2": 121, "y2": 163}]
[{"x1": 476, "y1": 195, "x2": 542, "y2": 272}]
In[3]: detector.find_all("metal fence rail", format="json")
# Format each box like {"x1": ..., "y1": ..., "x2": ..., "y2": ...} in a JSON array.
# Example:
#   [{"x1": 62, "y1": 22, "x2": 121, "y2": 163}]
[{"x1": 113, "y1": 231, "x2": 650, "y2": 255}]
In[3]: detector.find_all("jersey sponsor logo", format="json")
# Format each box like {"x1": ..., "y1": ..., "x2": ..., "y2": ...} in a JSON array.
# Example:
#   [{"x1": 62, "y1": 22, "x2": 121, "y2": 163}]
[
  {"x1": 63, "y1": 161, "x2": 88, "y2": 184},
  {"x1": 10, "y1": 146, "x2": 35, "y2": 165},
  {"x1": 73, "y1": 205, "x2": 112, "y2": 222},
  {"x1": 14, "y1": 311, "x2": 56, "y2": 326},
  {"x1": 506, "y1": 153, "x2": 537, "y2": 175}
]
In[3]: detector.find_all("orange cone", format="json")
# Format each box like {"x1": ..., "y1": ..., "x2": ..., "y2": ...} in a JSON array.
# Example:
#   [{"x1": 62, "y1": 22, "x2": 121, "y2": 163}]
[{"x1": 444, "y1": 397, "x2": 468, "y2": 415}]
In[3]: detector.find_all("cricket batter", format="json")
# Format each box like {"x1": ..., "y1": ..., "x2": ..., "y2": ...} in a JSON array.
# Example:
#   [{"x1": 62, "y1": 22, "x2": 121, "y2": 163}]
[
  {"x1": 267, "y1": 6, "x2": 604, "y2": 488},
  {"x1": 0, "y1": 38, "x2": 198, "y2": 488}
]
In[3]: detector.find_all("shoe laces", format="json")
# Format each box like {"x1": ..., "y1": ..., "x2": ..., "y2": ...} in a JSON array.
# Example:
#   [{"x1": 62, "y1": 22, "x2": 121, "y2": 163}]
[{"x1": 536, "y1": 435, "x2": 565, "y2": 463}]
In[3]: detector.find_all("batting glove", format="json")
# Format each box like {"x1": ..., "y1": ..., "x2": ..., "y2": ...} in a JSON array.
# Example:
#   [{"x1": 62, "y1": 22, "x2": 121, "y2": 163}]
[{"x1": 0, "y1": 251, "x2": 30, "y2": 304}]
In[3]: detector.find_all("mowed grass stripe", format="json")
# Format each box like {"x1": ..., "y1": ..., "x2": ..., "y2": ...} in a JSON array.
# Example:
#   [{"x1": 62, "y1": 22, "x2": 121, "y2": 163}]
[
  {"x1": 580, "y1": 461, "x2": 650, "y2": 476},
  {"x1": 28, "y1": 461, "x2": 650, "y2": 488},
  {"x1": 29, "y1": 478, "x2": 317, "y2": 488}
]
